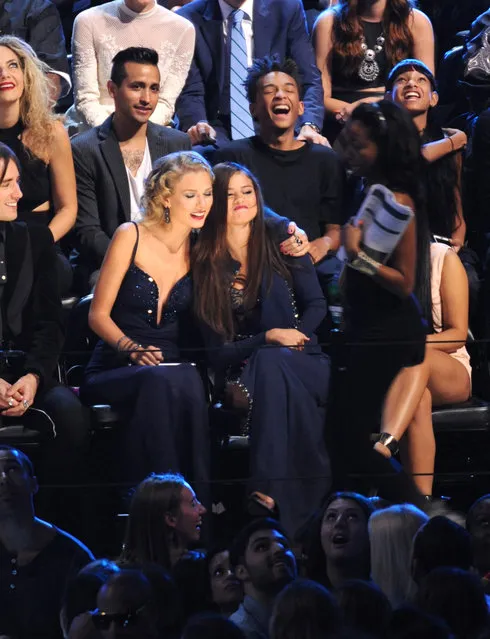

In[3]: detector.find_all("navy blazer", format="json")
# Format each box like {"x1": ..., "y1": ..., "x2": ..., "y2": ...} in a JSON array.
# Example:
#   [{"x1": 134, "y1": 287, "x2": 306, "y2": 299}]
[
  {"x1": 176, "y1": 0, "x2": 324, "y2": 135},
  {"x1": 199, "y1": 227, "x2": 327, "y2": 371}
]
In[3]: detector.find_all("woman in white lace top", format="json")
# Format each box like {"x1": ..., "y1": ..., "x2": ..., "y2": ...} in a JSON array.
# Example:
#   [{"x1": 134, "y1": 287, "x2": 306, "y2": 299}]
[{"x1": 67, "y1": 0, "x2": 195, "y2": 132}]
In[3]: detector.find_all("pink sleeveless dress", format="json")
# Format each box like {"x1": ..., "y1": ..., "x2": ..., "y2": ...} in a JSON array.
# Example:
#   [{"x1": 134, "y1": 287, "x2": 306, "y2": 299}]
[{"x1": 430, "y1": 242, "x2": 472, "y2": 381}]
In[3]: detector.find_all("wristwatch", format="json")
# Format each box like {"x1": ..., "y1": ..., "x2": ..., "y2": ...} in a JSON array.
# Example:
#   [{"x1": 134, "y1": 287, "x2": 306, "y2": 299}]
[{"x1": 302, "y1": 122, "x2": 321, "y2": 133}]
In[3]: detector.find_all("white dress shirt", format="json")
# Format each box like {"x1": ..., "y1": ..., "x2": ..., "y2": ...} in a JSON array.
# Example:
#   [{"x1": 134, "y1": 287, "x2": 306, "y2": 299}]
[
  {"x1": 218, "y1": 0, "x2": 255, "y2": 66},
  {"x1": 125, "y1": 140, "x2": 153, "y2": 222}
]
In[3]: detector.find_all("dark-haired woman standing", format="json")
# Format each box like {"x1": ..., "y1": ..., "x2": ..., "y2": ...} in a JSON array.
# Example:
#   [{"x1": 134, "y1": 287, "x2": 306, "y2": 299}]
[
  {"x1": 338, "y1": 100, "x2": 430, "y2": 505},
  {"x1": 314, "y1": 0, "x2": 434, "y2": 138},
  {"x1": 193, "y1": 163, "x2": 331, "y2": 538}
]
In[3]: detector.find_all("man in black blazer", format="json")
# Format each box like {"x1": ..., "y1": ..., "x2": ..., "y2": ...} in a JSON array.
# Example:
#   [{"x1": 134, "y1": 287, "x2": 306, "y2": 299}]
[
  {"x1": 72, "y1": 46, "x2": 191, "y2": 291},
  {"x1": 0, "y1": 147, "x2": 88, "y2": 482},
  {"x1": 176, "y1": 0, "x2": 326, "y2": 146}
]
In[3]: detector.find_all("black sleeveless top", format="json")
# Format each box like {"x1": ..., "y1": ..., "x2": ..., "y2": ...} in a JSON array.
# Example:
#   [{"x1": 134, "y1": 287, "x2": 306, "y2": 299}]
[
  {"x1": 0, "y1": 121, "x2": 51, "y2": 222},
  {"x1": 331, "y1": 20, "x2": 389, "y2": 100}
]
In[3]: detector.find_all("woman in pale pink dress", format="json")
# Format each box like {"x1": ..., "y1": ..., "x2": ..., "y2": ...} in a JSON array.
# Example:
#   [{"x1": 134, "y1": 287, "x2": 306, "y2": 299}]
[{"x1": 376, "y1": 240, "x2": 471, "y2": 497}]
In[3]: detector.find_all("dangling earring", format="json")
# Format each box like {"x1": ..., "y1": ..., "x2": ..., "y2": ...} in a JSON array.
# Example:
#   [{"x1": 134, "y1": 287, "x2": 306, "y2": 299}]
[{"x1": 164, "y1": 206, "x2": 170, "y2": 224}]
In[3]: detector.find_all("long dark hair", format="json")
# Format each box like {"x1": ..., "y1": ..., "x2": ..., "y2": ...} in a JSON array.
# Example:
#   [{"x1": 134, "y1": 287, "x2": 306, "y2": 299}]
[
  {"x1": 350, "y1": 100, "x2": 432, "y2": 330},
  {"x1": 422, "y1": 120, "x2": 461, "y2": 240},
  {"x1": 120, "y1": 473, "x2": 188, "y2": 571},
  {"x1": 193, "y1": 163, "x2": 290, "y2": 339},
  {"x1": 332, "y1": 0, "x2": 415, "y2": 80}
]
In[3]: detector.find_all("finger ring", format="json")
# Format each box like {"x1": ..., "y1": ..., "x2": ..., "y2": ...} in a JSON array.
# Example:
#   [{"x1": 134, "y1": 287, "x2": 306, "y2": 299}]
[
  {"x1": 23, "y1": 400, "x2": 29, "y2": 410},
  {"x1": 295, "y1": 236, "x2": 303, "y2": 246},
  {"x1": 7, "y1": 398, "x2": 13, "y2": 407}
]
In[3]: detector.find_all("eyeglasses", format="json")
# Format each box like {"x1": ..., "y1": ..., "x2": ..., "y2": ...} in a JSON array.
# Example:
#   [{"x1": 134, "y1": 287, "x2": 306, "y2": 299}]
[{"x1": 91, "y1": 605, "x2": 146, "y2": 630}]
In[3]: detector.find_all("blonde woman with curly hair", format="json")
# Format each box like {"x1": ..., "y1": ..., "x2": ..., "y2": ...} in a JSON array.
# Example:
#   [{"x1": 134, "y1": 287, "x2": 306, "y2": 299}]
[
  {"x1": 81, "y1": 151, "x2": 212, "y2": 483},
  {"x1": 0, "y1": 36, "x2": 77, "y2": 292}
]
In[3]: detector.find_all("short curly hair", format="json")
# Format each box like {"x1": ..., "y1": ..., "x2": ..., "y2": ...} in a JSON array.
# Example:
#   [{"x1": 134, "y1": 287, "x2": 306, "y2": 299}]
[
  {"x1": 142, "y1": 151, "x2": 214, "y2": 225},
  {"x1": 245, "y1": 55, "x2": 304, "y2": 103}
]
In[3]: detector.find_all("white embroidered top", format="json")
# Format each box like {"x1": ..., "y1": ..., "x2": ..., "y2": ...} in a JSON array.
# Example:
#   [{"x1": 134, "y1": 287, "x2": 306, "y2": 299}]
[{"x1": 67, "y1": 0, "x2": 195, "y2": 130}]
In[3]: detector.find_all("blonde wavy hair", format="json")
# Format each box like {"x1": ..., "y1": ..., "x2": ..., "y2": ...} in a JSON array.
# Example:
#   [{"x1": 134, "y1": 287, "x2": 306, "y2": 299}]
[
  {"x1": 0, "y1": 36, "x2": 59, "y2": 162},
  {"x1": 142, "y1": 151, "x2": 214, "y2": 226}
]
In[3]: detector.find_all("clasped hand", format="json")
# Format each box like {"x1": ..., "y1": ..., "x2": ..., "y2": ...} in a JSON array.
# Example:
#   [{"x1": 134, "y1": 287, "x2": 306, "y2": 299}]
[
  {"x1": 129, "y1": 345, "x2": 164, "y2": 366},
  {"x1": 266, "y1": 328, "x2": 310, "y2": 350},
  {"x1": 0, "y1": 374, "x2": 39, "y2": 416}
]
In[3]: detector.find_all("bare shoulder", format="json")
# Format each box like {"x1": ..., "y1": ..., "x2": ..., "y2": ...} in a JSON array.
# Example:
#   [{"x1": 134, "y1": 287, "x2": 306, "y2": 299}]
[
  {"x1": 410, "y1": 8, "x2": 433, "y2": 30},
  {"x1": 313, "y1": 8, "x2": 335, "y2": 33},
  {"x1": 50, "y1": 119, "x2": 71, "y2": 148},
  {"x1": 392, "y1": 191, "x2": 416, "y2": 211},
  {"x1": 443, "y1": 247, "x2": 466, "y2": 276}
]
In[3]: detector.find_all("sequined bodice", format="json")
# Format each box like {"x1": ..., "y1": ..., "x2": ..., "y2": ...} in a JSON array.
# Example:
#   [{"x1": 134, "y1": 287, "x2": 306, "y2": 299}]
[{"x1": 110, "y1": 263, "x2": 192, "y2": 360}]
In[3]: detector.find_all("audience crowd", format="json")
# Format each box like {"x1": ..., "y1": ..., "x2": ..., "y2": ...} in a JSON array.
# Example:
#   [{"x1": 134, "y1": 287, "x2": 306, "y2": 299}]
[{"x1": 2, "y1": 0, "x2": 490, "y2": 636}]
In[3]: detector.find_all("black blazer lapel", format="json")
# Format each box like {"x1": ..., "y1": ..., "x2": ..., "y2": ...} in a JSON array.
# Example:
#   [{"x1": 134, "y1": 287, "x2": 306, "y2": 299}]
[
  {"x1": 148, "y1": 123, "x2": 169, "y2": 162},
  {"x1": 202, "y1": 0, "x2": 226, "y2": 94},
  {"x1": 99, "y1": 119, "x2": 131, "y2": 223},
  {"x1": 5, "y1": 222, "x2": 33, "y2": 337}
]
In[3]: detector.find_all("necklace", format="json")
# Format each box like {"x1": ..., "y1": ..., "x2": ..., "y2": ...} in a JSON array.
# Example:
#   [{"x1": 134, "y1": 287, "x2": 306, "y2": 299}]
[{"x1": 359, "y1": 32, "x2": 385, "y2": 82}]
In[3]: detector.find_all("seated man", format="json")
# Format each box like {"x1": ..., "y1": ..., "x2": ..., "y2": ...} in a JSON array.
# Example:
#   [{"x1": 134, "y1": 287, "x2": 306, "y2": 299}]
[
  {"x1": 0, "y1": 446, "x2": 94, "y2": 639},
  {"x1": 71, "y1": 46, "x2": 192, "y2": 291},
  {"x1": 229, "y1": 518, "x2": 297, "y2": 639},
  {"x1": 176, "y1": 0, "x2": 325, "y2": 147},
  {"x1": 0, "y1": 0, "x2": 71, "y2": 100},
  {"x1": 0, "y1": 142, "x2": 88, "y2": 482},
  {"x1": 67, "y1": 0, "x2": 195, "y2": 132},
  {"x1": 207, "y1": 56, "x2": 344, "y2": 289}
]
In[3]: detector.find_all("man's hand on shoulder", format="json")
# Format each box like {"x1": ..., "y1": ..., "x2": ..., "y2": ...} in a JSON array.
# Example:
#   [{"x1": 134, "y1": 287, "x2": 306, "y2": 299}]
[{"x1": 298, "y1": 124, "x2": 330, "y2": 147}]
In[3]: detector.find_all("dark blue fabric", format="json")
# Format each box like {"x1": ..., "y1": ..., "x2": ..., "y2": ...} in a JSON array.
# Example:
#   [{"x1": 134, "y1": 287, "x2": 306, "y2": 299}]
[
  {"x1": 81, "y1": 232, "x2": 209, "y2": 484},
  {"x1": 200, "y1": 253, "x2": 331, "y2": 536},
  {"x1": 176, "y1": 0, "x2": 324, "y2": 136}
]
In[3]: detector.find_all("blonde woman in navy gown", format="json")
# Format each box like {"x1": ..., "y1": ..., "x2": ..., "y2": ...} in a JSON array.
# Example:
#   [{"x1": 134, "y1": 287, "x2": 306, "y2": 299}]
[{"x1": 81, "y1": 151, "x2": 212, "y2": 483}]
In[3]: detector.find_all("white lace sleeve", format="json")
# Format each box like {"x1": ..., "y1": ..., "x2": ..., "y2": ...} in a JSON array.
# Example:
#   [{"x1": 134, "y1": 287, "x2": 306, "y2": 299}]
[
  {"x1": 71, "y1": 11, "x2": 113, "y2": 128},
  {"x1": 150, "y1": 20, "x2": 195, "y2": 126}
]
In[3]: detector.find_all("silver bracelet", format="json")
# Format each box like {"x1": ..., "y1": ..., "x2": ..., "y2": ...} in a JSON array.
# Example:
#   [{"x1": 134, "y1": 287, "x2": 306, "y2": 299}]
[{"x1": 349, "y1": 250, "x2": 381, "y2": 277}]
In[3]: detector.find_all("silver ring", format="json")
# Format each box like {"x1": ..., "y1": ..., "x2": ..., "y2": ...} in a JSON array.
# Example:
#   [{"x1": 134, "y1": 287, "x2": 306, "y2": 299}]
[
  {"x1": 23, "y1": 400, "x2": 29, "y2": 410},
  {"x1": 295, "y1": 236, "x2": 303, "y2": 246},
  {"x1": 7, "y1": 398, "x2": 14, "y2": 407}
]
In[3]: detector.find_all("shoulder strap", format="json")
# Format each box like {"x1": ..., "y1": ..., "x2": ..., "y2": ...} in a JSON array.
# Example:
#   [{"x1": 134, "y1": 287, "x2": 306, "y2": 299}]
[{"x1": 130, "y1": 221, "x2": 139, "y2": 264}]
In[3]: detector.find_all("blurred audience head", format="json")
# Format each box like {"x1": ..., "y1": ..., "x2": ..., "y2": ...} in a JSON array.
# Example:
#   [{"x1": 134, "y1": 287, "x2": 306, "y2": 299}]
[
  {"x1": 412, "y1": 515, "x2": 472, "y2": 585},
  {"x1": 61, "y1": 559, "x2": 120, "y2": 638},
  {"x1": 388, "y1": 605, "x2": 452, "y2": 639},
  {"x1": 121, "y1": 473, "x2": 206, "y2": 570},
  {"x1": 416, "y1": 567, "x2": 489, "y2": 639},
  {"x1": 229, "y1": 518, "x2": 297, "y2": 598},
  {"x1": 93, "y1": 564, "x2": 181, "y2": 639},
  {"x1": 172, "y1": 550, "x2": 215, "y2": 622},
  {"x1": 305, "y1": 492, "x2": 374, "y2": 587},
  {"x1": 207, "y1": 544, "x2": 243, "y2": 616},
  {"x1": 467, "y1": 494, "x2": 490, "y2": 577},
  {"x1": 336, "y1": 579, "x2": 392, "y2": 638},
  {"x1": 270, "y1": 579, "x2": 342, "y2": 639},
  {"x1": 369, "y1": 504, "x2": 428, "y2": 606},
  {"x1": 0, "y1": 445, "x2": 37, "y2": 518},
  {"x1": 181, "y1": 613, "x2": 246, "y2": 639},
  {"x1": 142, "y1": 150, "x2": 214, "y2": 228}
]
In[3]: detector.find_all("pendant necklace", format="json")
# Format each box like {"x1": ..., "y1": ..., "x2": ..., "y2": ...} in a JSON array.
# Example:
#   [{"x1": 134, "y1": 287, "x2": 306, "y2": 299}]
[{"x1": 359, "y1": 32, "x2": 385, "y2": 82}]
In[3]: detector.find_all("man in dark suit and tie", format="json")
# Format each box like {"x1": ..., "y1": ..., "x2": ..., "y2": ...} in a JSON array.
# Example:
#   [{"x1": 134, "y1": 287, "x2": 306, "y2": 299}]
[
  {"x1": 72, "y1": 46, "x2": 191, "y2": 291},
  {"x1": 176, "y1": 0, "x2": 327, "y2": 146}
]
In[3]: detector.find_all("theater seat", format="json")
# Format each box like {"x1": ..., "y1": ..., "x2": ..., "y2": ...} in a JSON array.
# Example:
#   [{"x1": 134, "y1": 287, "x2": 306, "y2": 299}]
[
  {"x1": 432, "y1": 397, "x2": 490, "y2": 433},
  {"x1": 90, "y1": 404, "x2": 122, "y2": 429}
]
